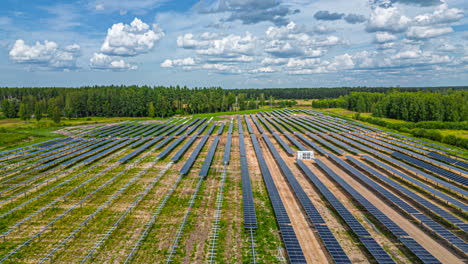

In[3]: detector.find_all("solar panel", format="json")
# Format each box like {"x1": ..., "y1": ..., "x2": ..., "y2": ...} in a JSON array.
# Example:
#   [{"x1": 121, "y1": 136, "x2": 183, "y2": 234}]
[
  {"x1": 223, "y1": 134, "x2": 232, "y2": 164},
  {"x1": 199, "y1": 136, "x2": 220, "y2": 177},
  {"x1": 308, "y1": 133, "x2": 345, "y2": 155},
  {"x1": 294, "y1": 132, "x2": 328, "y2": 156},
  {"x1": 262, "y1": 135, "x2": 351, "y2": 263},
  {"x1": 427, "y1": 152, "x2": 468, "y2": 170},
  {"x1": 372, "y1": 152, "x2": 468, "y2": 197},
  {"x1": 180, "y1": 135, "x2": 210, "y2": 175},
  {"x1": 157, "y1": 135, "x2": 187, "y2": 159},
  {"x1": 171, "y1": 135, "x2": 199, "y2": 162},
  {"x1": 249, "y1": 134, "x2": 306, "y2": 262},
  {"x1": 297, "y1": 160, "x2": 395, "y2": 264},
  {"x1": 392, "y1": 152, "x2": 468, "y2": 187}
]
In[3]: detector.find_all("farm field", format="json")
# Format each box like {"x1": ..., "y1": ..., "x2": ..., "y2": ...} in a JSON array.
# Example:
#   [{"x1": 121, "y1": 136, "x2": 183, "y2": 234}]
[{"x1": 0, "y1": 109, "x2": 467, "y2": 264}]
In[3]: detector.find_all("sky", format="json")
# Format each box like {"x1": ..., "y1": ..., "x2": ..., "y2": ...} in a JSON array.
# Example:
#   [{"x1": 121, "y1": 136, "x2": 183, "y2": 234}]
[{"x1": 0, "y1": 0, "x2": 467, "y2": 88}]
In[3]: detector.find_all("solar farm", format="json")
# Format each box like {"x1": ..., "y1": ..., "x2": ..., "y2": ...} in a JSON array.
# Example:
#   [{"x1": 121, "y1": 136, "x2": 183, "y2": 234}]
[{"x1": 0, "y1": 109, "x2": 467, "y2": 264}]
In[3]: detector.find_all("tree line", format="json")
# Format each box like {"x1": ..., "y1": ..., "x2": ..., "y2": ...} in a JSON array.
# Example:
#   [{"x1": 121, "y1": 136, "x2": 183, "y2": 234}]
[
  {"x1": 1, "y1": 86, "x2": 467, "y2": 123},
  {"x1": 230, "y1": 86, "x2": 467, "y2": 100},
  {"x1": 313, "y1": 90, "x2": 468, "y2": 122},
  {"x1": 0, "y1": 86, "x2": 262, "y2": 122}
]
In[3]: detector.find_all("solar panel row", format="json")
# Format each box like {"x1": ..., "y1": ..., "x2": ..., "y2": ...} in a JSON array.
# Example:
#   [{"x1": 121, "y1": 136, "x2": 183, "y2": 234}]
[
  {"x1": 308, "y1": 133, "x2": 345, "y2": 155},
  {"x1": 345, "y1": 156, "x2": 468, "y2": 253},
  {"x1": 320, "y1": 133, "x2": 360, "y2": 154},
  {"x1": 297, "y1": 160, "x2": 395, "y2": 264},
  {"x1": 262, "y1": 135, "x2": 351, "y2": 263},
  {"x1": 392, "y1": 152, "x2": 468, "y2": 187},
  {"x1": 223, "y1": 133, "x2": 232, "y2": 164},
  {"x1": 249, "y1": 134, "x2": 306, "y2": 263},
  {"x1": 244, "y1": 115, "x2": 254, "y2": 134},
  {"x1": 294, "y1": 132, "x2": 328, "y2": 156},
  {"x1": 427, "y1": 152, "x2": 468, "y2": 170},
  {"x1": 372, "y1": 152, "x2": 468, "y2": 197},
  {"x1": 250, "y1": 114, "x2": 264, "y2": 134},
  {"x1": 199, "y1": 136, "x2": 220, "y2": 178},
  {"x1": 240, "y1": 134, "x2": 257, "y2": 229},
  {"x1": 316, "y1": 155, "x2": 440, "y2": 263},
  {"x1": 362, "y1": 155, "x2": 468, "y2": 212}
]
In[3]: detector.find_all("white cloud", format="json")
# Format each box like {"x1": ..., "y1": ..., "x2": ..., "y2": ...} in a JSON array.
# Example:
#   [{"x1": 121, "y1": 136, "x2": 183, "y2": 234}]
[
  {"x1": 160, "y1": 57, "x2": 196, "y2": 68},
  {"x1": 406, "y1": 26, "x2": 453, "y2": 39},
  {"x1": 374, "y1": 32, "x2": 398, "y2": 43},
  {"x1": 95, "y1": 4, "x2": 105, "y2": 10},
  {"x1": 250, "y1": 66, "x2": 275, "y2": 73},
  {"x1": 263, "y1": 22, "x2": 339, "y2": 58},
  {"x1": 413, "y1": 3, "x2": 464, "y2": 25},
  {"x1": 9, "y1": 39, "x2": 80, "y2": 69},
  {"x1": 366, "y1": 6, "x2": 411, "y2": 33},
  {"x1": 90, "y1": 52, "x2": 137, "y2": 70},
  {"x1": 100, "y1": 18, "x2": 164, "y2": 56},
  {"x1": 286, "y1": 58, "x2": 320, "y2": 68},
  {"x1": 177, "y1": 33, "x2": 208, "y2": 49},
  {"x1": 201, "y1": 63, "x2": 242, "y2": 74},
  {"x1": 391, "y1": 49, "x2": 421, "y2": 59},
  {"x1": 261, "y1": 57, "x2": 288, "y2": 65},
  {"x1": 195, "y1": 33, "x2": 256, "y2": 57},
  {"x1": 327, "y1": 53, "x2": 355, "y2": 71}
]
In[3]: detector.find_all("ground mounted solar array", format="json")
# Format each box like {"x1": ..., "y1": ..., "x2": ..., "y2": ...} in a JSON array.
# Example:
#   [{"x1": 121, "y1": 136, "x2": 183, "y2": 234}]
[{"x1": 0, "y1": 109, "x2": 466, "y2": 264}]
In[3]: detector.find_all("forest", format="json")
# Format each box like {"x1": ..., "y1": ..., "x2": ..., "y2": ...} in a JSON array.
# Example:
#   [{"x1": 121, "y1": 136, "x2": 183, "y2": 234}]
[
  {"x1": 1, "y1": 86, "x2": 467, "y2": 122},
  {"x1": 0, "y1": 86, "x2": 258, "y2": 120},
  {"x1": 312, "y1": 90, "x2": 468, "y2": 122}
]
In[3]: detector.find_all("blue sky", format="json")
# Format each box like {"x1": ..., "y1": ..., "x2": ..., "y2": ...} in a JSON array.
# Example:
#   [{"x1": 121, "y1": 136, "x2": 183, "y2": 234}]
[{"x1": 1, "y1": 0, "x2": 467, "y2": 88}]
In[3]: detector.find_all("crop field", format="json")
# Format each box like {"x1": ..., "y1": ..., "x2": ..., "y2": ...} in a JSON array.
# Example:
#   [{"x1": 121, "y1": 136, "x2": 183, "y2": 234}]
[{"x1": 0, "y1": 109, "x2": 467, "y2": 264}]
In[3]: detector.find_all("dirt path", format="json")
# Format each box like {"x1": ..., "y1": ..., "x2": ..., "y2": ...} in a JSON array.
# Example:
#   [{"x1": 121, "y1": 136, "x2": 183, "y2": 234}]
[{"x1": 321, "y1": 158, "x2": 464, "y2": 264}]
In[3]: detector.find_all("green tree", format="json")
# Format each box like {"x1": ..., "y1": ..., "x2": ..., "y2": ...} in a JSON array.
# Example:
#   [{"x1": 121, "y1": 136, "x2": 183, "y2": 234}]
[
  {"x1": 148, "y1": 102, "x2": 155, "y2": 118},
  {"x1": 51, "y1": 106, "x2": 61, "y2": 124},
  {"x1": 19, "y1": 103, "x2": 29, "y2": 121},
  {"x1": 35, "y1": 102, "x2": 42, "y2": 122}
]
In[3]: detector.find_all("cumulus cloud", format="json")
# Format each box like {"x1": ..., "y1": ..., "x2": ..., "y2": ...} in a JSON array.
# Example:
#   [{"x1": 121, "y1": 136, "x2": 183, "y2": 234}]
[
  {"x1": 261, "y1": 57, "x2": 288, "y2": 66},
  {"x1": 314, "y1": 11, "x2": 366, "y2": 24},
  {"x1": 90, "y1": 52, "x2": 137, "y2": 70},
  {"x1": 160, "y1": 57, "x2": 196, "y2": 68},
  {"x1": 178, "y1": 32, "x2": 256, "y2": 58},
  {"x1": 406, "y1": 26, "x2": 453, "y2": 39},
  {"x1": 366, "y1": 6, "x2": 411, "y2": 33},
  {"x1": 201, "y1": 0, "x2": 298, "y2": 26},
  {"x1": 201, "y1": 63, "x2": 242, "y2": 74},
  {"x1": 344, "y1": 14, "x2": 367, "y2": 24},
  {"x1": 9, "y1": 39, "x2": 81, "y2": 70},
  {"x1": 250, "y1": 66, "x2": 275, "y2": 73},
  {"x1": 314, "y1": 11, "x2": 344, "y2": 21},
  {"x1": 413, "y1": 3, "x2": 464, "y2": 25},
  {"x1": 100, "y1": 18, "x2": 164, "y2": 56},
  {"x1": 374, "y1": 32, "x2": 398, "y2": 43},
  {"x1": 372, "y1": 0, "x2": 443, "y2": 7},
  {"x1": 264, "y1": 22, "x2": 339, "y2": 58},
  {"x1": 286, "y1": 58, "x2": 320, "y2": 68}
]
